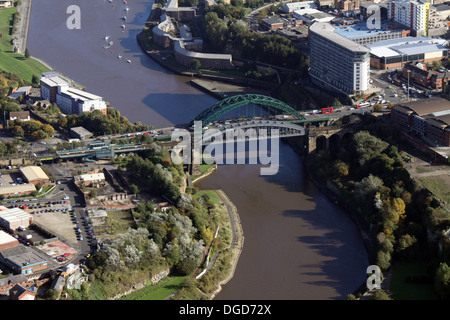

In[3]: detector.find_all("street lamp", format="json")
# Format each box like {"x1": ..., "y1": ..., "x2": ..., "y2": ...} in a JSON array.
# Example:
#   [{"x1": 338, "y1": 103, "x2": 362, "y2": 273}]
[{"x1": 407, "y1": 70, "x2": 411, "y2": 101}]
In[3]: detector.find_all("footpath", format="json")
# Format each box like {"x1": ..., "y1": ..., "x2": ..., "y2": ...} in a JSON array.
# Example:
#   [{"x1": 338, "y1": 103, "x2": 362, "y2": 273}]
[{"x1": 11, "y1": 0, "x2": 32, "y2": 55}]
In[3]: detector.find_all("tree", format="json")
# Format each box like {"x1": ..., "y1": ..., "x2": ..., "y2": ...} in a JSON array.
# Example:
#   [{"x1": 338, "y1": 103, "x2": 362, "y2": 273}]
[
  {"x1": 24, "y1": 48, "x2": 30, "y2": 59},
  {"x1": 190, "y1": 59, "x2": 201, "y2": 70},
  {"x1": 352, "y1": 131, "x2": 388, "y2": 166},
  {"x1": 434, "y1": 262, "x2": 450, "y2": 299},
  {"x1": 371, "y1": 290, "x2": 391, "y2": 300},
  {"x1": 355, "y1": 174, "x2": 384, "y2": 203}
]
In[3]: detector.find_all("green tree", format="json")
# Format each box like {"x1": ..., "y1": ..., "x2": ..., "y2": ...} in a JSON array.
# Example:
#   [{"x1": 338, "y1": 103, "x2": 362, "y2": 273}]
[
  {"x1": 190, "y1": 59, "x2": 201, "y2": 70},
  {"x1": 24, "y1": 48, "x2": 30, "y2": 59},
  {"x1": 434, "y1": 262, "x2": 450, "y2": 299}
]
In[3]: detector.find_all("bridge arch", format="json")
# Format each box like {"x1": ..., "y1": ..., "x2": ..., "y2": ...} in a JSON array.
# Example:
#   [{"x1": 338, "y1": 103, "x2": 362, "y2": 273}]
[{"x1": 192, "y1": 94, "x2": 304, "y2": 125}]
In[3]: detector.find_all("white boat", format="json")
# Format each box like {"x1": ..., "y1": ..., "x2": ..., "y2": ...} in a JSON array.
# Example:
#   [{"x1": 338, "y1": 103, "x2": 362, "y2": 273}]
[
  {"x1": 126, "y1": 59, "x2": 131, "y2": 63},
  {"x1": 118, "y1": 55, "x2": 122, "y2": 59},
  {"x1": 105, "y1": 35, "x2": 110, "y2": 40},
  {"x1": 125, "y1": 7, "x2": 129, "y2": 11},
  {"x1": 121, "y1": 24, "x2": 126, "y2": 29},
  {"x1": 108, "y1": 41, "x2": 114, "y2": 46},
  {"x1": 122, "y1": 16, "x2": 127, "y2": 20}
]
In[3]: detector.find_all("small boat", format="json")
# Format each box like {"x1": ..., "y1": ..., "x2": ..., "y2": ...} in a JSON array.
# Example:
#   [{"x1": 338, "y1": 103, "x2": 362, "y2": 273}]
[
  {"x1": 121, "y1": 24, "x2": 126, "y2": 29},
  {"x1": 122, "y1": 15, "x2": 127, "y2": 20},
  {"x1": 108, "y1": 41, "x2": 114, "y2": 46},
  {"x1": 118, "y1": 55, "x2": 122, "y2": 59},
  {"x1": 126, "y1": 59, "x2": 131, "y2": 63},
  {"x1": 125, "y1": 7, "x2": 129, "y2": 11},
  {"x1": 105, "y1": 35, "x2": 110, "y2": 40}
]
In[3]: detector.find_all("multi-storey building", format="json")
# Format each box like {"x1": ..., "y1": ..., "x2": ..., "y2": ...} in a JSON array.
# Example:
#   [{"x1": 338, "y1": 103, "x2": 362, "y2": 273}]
[
  {"x1": 388, "y1": 0, "x2": 446, "y2": 36},
  {"x1": 388, "y1": 0, "x2": 429, "y2": 36},
  {"x1": 40, "y1": 72, "x2": 107, "y2": 115},
  {"x1": 309, "y1": 22, "x2": 371, "y2": 95}
]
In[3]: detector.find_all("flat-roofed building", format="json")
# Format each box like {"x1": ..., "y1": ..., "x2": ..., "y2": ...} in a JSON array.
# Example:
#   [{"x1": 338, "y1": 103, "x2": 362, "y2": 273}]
[
  {"x1": 282, "y1": 1, "x2": 317, "y2": 13},
  {"x1": 293, "y1": 8, "x2": 335, "y2": 24},
  {"x1": 74, "y1": 172, "x2": 106, "y2": 187},
  {"x1": 70, "y1": 126, "x2": 93, "y2": 140},
  {"x1": 56, "y1": 87, "x2": 107, "y2": 115},
  {"x1": 20, "y1": 166, "x2": 50, "y2": 186},
  {"x1": 367, "y1": 36, "x2": 449, "y2": 69},
  {"x1": 0, "y1": 208, "x2": 33, "y2": 231},
  {"x1": 0, "y1": 230, "x2": 19, "y2": 251},
  {"x1": 0, "y1": 246, "x2": 48, "y2": 275},
  {"x1": 334, "y1": 22, "x2": 410, "y2": 45},
  {"x1": 40, "y1": 72, "x2": 69, "y2": 103},
  {"x1": 173, "y1": 40, "x2": 234, "y2": 69},
  {"x1": 309, "y1": 21, "x2": 371, "y2": 94}
]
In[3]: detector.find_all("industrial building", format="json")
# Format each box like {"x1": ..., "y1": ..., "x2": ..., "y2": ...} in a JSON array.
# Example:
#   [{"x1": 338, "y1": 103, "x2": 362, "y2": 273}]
[
  {"x1": 309, "y1": 22, "x2": 371, "y2": 95},
  {"x1": 0, "y1": 230, "x2": 19, "y2": 251},
  {"x1": 20, "y1": 166, "x2": 50, "y2": 186},
  {"x1": 0, "y1": 184, "x2": 36, "y2": 199},
  {"x1": 391, "y1": 97, "x2": 450, "y2": 146},
  {"x1": 0, "y1": 208, "x2": 33, "y2": 231},
  {"x1": 0, "y1": 246, "x2": 48, "y2": 275},
  {"x1": 367, "y1": 36, "x2": 449, "y2": 69}
]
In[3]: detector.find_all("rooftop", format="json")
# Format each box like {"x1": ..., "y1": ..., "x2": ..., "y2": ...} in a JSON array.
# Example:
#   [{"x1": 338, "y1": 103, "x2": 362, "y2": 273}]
[
  {"x1": 399, "y1": 97, "x2": 450, "y2": 116},
  {"x1": 367, "y1": 36, "x2": 448, "y2": 57},
  {"x1": 20, "y1": 166, "x2": 49, "y2": 182},
  {"x1": 0, "y1": 230, "x2": 18, "y2": 245},
  {"x1": 0, "y1": 208, "x2": 32, "y2": 223},
  {"x1": 0, "y1": 184, "x2": 36, "y2": 195},
  {"x1": 334, "y1": 22, "x2": 406, "y2": 40},
  {"x1": 310, "y1": 22, "x2": 370, "y2": 53},
  {"x1": 0, "y1": 246, "x2": 47, "y2": 267},
  {"x1": 60, "y1": 87, "x2": 103, "y2": 102}
]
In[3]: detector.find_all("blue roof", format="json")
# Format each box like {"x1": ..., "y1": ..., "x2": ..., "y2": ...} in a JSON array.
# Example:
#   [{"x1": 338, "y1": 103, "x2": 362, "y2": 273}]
[{"x1": 334, "y1": 22, "x2": 405, "y2": 39}]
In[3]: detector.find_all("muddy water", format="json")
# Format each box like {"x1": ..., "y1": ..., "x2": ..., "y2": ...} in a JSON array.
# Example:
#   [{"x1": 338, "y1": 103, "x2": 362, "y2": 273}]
[
  {"x1": 28, "y1": 0, "x2": 217, "y2": 127},
  {"x1": 28, "y1": 0, "x2": 369, "y2": 300},
  {"x1": 197, "y1": 142, "x2": 369, "y2": 300}
]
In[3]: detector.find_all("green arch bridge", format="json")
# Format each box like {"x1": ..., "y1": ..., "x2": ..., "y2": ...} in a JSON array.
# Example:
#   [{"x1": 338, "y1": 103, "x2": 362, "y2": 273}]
[{"x1": 192, "y1": 94, "x2": 304, "y2": 125}]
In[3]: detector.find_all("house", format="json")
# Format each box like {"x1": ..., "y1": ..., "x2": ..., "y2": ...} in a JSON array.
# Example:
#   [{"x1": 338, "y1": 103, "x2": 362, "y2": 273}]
[
  {"x1": 9, "y1": 111, "x2": 30, "y2": 122},
  {"x1": 9, "y1": 284, "x2": 36, "y2": 300},
  {"x1": 20, "y1": 166, "x2": 50, "y2": 186}
]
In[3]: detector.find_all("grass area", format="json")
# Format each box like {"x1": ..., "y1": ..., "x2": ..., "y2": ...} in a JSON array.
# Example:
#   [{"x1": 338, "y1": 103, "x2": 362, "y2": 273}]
[
  {"x1": 417, "y1": 176, "x2": 450, "y2": 204},
  {"x1": 0, "y1": 4, "x2": 50, "y2": 81},
  {"x1": 119, "y1": 275, "x2": 189, "y2": 300},
  {"x1": 94, "y1": 209, "x2": 136, "y2": 241},
  {"x1": 390, "y1": 261, "x2": 438, "y2": 300},
  {"x1": 196, "y1": 189, "x2": 221, "y2": 204}
]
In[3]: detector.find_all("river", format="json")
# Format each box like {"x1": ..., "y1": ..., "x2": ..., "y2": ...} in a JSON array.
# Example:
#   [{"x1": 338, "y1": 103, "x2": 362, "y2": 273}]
[
  {"x1": 27, "y1": 0, "x2": 217, "y2": 127},
  {"x1": 27, "y1": 0, "x2": 369, "y2": 299}
]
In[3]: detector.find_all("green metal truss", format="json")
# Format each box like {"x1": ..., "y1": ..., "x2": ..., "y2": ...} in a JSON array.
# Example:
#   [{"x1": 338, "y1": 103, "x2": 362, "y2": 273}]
[{"x1": 192, "y1": 94, "x2": 304, "y2": 125}]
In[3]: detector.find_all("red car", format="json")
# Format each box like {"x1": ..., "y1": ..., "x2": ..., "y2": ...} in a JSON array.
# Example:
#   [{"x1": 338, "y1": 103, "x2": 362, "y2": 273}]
[{"x1": 63, "y1": 252, "x2": 71, "y2": 257}]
